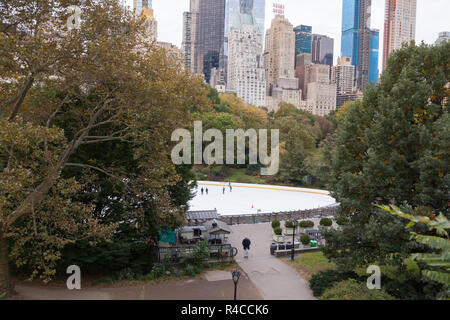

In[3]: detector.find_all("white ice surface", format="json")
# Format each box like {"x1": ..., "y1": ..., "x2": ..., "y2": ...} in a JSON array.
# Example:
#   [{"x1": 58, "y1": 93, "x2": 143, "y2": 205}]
[{"x1": 188, "y1": 181, "x2": 337, "y2": 216}]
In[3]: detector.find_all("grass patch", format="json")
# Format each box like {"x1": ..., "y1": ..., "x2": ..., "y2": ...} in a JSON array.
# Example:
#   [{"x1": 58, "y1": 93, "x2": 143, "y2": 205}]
[{"x1": 284, "y1": 251, "x2": 336, "y2": 280}]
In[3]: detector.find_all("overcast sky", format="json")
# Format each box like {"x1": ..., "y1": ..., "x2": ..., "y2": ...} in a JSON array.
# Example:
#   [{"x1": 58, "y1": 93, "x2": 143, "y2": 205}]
[{"x1": 125, "y1": 0, "x2": 449, "y2": 71}]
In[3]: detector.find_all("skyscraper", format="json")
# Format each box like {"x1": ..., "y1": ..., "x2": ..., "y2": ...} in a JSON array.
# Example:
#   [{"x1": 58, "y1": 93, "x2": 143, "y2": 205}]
[
  {"x1": 197, "y1": 0, "x2": 226, "y2": 83},
  {"x1": 341, "y1": 0, "x2": 373, "y2": 91},
  {"x1": 312, "y1": 34, "x2": 334, "y2": 66},
  {"x1": 294, "y1": 25, "x2": 312, "y2": 67},
  {"x1": 382, "y1": 0, "x2": 417, "y2": 71},
  {"x1": 182, "y1": 0, "x2": 200, "y2": 74},
  {"x1": 224, "y1": 0, "x2": 265, "y2": 54},
  {"x1": 369, "y1": 29, "x2": 379, "y2": 84},
  {"x1": 264, "y1": 14, "x2": 295, "y2": 96},
  {"x1": 227, "y1": 0, "x2": 266, "y2": 107},
  {"x1": 133, "y1": 0, "x2": 152, "y2": 16}
]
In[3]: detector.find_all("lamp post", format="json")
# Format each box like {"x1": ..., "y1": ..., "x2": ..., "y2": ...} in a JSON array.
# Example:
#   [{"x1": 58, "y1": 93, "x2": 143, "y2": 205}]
[
  {"x1": 231, "y1": 270, "x2": 241, "y2": 300},
  {"x1": 291, "y1": 219, "x2": 297, "y2": 261},
  {"x1": 262, "y1": 116, "x2": 275, "y2": 130}
]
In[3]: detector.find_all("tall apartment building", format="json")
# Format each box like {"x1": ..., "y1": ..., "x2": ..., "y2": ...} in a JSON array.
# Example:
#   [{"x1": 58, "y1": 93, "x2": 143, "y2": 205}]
[
  {"x1": 182, "y1": 0, "x2": 200, "y2": 74},
  {"x1": 304, "y1": 64, "x2": 336, "y2": 116},
  {"x1": 142, "y1": 7, "x2": 157, "y2": 43},
  {"x1": 436, "y1": 31, "x2": 450, "y2": 45},
  {"x1": 264, "y1": 14, "x2": 295, "y2": 96},
  {"x1": 341, "y1": 0, "x2": 376, "y2": 91},
  {"x1": 312, "y1": 34, "x2": 334, "y2": 67},
  {"x1": 133, "y1": 0, "x2": 152, "y2": 16},
  {"x1": 227, "y1": 0, "x2": 266, "y2": 107},
  {"x1": 332, "y1": 57, "x2": 356, "y2": 108},
  {"x1": 294, "y1": 25, "x2": 312, "y2": 67},
  {"x1": 296, "y1": 62, "x2": 329, "y2": 100},
  {"x1": 382, "y1": 0, "x2": 417, "y2": 71}
]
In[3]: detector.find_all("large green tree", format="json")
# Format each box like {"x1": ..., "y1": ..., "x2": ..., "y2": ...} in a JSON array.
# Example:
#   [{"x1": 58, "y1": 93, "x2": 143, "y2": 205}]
[
  {"x1": 0, "y1": 0, "x2": 207, "y2": 293},
  {"x1": 322, "y1": 42, "x2": 450, "y2": 272}
]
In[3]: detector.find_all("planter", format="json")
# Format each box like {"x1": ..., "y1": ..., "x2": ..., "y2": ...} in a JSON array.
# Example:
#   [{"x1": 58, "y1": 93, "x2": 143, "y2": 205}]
[
  {"x1": 273, "y1": 234, "x2": 284, "y2": 243},
  {"x1": 283, "y1": 227, "x2": 297, "y2": 236}
]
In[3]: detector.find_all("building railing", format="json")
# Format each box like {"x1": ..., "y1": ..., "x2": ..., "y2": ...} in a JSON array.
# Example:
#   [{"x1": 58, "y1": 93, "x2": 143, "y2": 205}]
[
  {"x1": 219, "y1": 204, "x2": 339, "y2": 225},
  {"x1": 155, "y1": 243, "x2": 238, "y2": 263}
]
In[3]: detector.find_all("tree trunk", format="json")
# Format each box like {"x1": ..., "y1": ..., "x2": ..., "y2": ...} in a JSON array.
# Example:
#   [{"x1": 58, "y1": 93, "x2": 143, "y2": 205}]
[{"x1": 0, "y1": 232, "x2": 12, "y2": 296}]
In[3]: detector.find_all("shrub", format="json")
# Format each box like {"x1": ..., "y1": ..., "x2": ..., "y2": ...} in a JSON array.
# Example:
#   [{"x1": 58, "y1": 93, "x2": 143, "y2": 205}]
[
  {"x1": 272, "y1": 220, "x2": 281, "y2": 229},
  {"x1": 115, "y1": 268, "x2": 140, "y2": 281},
  {"x1": 182, "y1": 240, "x2": 210, "y2": 267},
  {"x1": 184, "y1": 264, "x2": 202, "y2": 277},
  {"x1": 299, "y1": 220, "x2": 314, "y2": 228},
  {"x1": 285, "y1": 221, "x2": 294, "y2": 228},
  {"x1": 320, "y1": 218, "x2": 333, "y2": 227},
  {"x1": 309, "y1": 270, "x2": 360, "y2": 297},
  {"x1": 145, "y1": 265, "x2": 164, "y2": 280},
  {"x1": 300, "y1": 234, "x2": 311, "y2": 245},
  {"x1": 382, "y1": 276, "x2": 444, "y2": 300},
  {"x1": 274, "y1": 227, "x2": 282, "y2": 235},
  {"x1": 335, "y1": 216, "x2": 347, "y2": 226},
  {"x1": 321, "y1": 279, "x2": 396, "y2": 300}
]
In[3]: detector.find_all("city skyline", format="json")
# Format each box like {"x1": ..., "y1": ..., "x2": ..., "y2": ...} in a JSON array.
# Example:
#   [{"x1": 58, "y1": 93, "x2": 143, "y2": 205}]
[{"x1": 125, "y1": 0, "x2": 448, "y2": 74}]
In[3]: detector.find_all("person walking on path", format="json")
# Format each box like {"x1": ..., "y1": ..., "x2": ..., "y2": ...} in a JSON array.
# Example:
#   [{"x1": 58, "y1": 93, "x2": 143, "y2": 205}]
[
  {"x1": 201, "y1": 188, "x2": 204, "y2": 195},
  {"x1": 242, "y1": 237, "x2": 251, "y2": 259},
  {"x1": 206, "y1": 188, "x2": 208, "y2": 195},
  {"x1": 223, "y1": 187, "x2": 225, "y2": 194}
]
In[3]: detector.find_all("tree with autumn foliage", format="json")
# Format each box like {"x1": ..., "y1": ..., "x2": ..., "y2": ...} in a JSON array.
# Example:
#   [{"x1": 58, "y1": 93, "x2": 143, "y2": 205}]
[
  {"x1": 0, "y1": 0, "x2": 209, "y2": 294},
  {"x1": 322, "y1": 42, "x2": 449, "y2": 288}
]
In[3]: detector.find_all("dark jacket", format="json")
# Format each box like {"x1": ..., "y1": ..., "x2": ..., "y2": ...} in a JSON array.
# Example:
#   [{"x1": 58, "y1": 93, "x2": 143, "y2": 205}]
[{"x1": 242, "y1": 238, "x2": 251, "y2": 250}]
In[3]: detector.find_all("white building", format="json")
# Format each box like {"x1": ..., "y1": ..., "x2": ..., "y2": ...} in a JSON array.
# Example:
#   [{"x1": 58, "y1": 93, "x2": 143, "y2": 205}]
[
  {"x1": 227, "y1": 3, "x2": 266, "y2": 107},
  {"x1": 306, "y1": 82, "x2": 337, "y2": 116},
  {"x1": 436, "y1": 31, "x2": 450, "y2": 45}
]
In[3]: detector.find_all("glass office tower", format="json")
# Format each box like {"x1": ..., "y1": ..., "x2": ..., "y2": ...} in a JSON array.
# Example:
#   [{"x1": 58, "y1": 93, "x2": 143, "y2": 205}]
[
  {"x1": 341, "y1": 0, "x2": 373, "y2": 91},
  {"x1": 312, "y1": 34, "x2": 334, "y2": 66},
  {"x1": 294, "y1": 25, "x2": 312, "y2": 67},
  {"x1": 341, "y1": 0, "x2": 360, "y2": 70},
  {"x1": 369, "y1": 29, "x2": 379, "y2": 85},
  {"x1": 198, "y1": 0, "x2": 226, "y2": 83}
]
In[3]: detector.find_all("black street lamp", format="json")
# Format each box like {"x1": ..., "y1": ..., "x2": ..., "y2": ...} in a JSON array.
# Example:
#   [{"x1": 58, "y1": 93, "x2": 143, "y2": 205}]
[
  {"x1": 291, "y1": 219, "x2": 297, "y2": 261},
  {"x1": 231, "y1": 270, "x2": 241, "y2": 300}
]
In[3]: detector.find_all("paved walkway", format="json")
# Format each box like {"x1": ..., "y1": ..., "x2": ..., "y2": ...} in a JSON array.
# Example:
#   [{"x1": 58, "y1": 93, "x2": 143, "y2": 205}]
[
  {"x1": 227, "y1": 223, "x2": 316, "y2": 300},
  {"x1": 13, "y1": 273, "x2": 263, "y2": 300}
]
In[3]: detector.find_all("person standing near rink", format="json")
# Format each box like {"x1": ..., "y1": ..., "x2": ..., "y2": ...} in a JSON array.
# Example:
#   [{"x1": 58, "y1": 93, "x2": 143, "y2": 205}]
[{"x1": 242, "y1": 237, "x2": 251, "y2": 259}]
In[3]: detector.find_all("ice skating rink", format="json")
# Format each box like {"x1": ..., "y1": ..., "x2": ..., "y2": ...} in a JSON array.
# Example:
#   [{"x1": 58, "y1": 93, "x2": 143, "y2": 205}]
[{"x1": 188, "y1": 181, "x2": 337, "y2": 216}]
